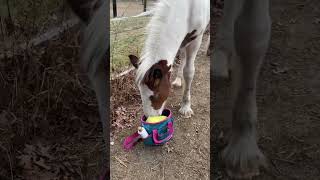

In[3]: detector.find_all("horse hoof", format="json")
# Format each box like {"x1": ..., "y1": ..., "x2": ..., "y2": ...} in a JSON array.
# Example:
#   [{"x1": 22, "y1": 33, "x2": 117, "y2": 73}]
[
  {"x1": 179, "y1": 105, "x2": 194, "y2": 118},
  {"x1": 172, "y1": 78, "x2": 182, "y2": 87},
  {"x1": 221, "y1": 135, "x2": 267, "y2": 179}
]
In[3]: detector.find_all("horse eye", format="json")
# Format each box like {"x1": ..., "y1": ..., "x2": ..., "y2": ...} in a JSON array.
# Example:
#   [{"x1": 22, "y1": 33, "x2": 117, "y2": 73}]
[
  {"x1": 153, "y1": 69, "x2": 162, "y2": 79},
  {"x1": 150, "y1": 94, "x2": 159, "y2": 101}
]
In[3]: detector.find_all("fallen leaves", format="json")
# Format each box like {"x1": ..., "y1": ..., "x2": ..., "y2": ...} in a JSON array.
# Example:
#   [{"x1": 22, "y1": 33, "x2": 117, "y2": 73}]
[
  {"x1": 111, "y1": 71, "x2": 142, "y2": 137},
  {"x1": 17, "y1": 143, "x2": 56, "y2": 178},
  {"x1": 112, "y1": 105, "x2": 140, "y2": 134},
  {"x1": 16, "y1": 142, "x2": 84, "y2": 179}
]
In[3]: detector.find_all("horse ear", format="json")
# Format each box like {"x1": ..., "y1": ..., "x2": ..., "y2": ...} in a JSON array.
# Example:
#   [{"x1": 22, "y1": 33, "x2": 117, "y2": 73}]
[
  {"x1": 153, "y1": 69, "x2": 162, "y2": 79},
  {"x1": 129, "y1": 55, "x2": 139, "y2": 69},
  {"x1": 157, "y1": 60, "x2": 171, "y2": 73}
]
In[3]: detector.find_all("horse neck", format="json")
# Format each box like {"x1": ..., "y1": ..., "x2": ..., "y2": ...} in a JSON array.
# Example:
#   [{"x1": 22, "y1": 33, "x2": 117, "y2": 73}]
[
  {"x1": 137, "y1": 0, "x2": 190, "y2": 83},
  {"x1": 142, "y1": 13, "x2": 188, "y2": 67},
  {"x1": 144, "y1": 36, "x2": 181, "y2": 66}
]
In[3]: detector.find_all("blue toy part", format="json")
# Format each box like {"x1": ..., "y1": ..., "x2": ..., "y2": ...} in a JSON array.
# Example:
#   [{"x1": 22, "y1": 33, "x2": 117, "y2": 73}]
[
  {"x1": 140, "y1": 109, "x2": 174, "y2": 145},
  {"x1": 123, "y1": 109, "x2": 174, "y2": 150}
]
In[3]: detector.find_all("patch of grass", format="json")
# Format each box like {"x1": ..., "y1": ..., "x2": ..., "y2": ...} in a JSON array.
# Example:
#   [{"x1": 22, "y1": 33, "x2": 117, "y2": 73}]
[{"x1": 111, "y1": 16, "x2": 150, "y2": 73}]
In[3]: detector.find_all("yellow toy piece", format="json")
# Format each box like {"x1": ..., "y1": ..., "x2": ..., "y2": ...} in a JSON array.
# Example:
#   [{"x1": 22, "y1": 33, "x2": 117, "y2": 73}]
[{"x1": 146, "y1": 115, "x2": 167, "y2": 123}]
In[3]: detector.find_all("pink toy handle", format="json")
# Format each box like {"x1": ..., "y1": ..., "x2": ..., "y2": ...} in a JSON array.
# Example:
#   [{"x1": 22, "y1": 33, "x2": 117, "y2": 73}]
[
  {"x1": 123, "y1": 132, "x2": 141, "y2": 150},
  {"x1": 152, "y1": 122, "x2": 174, "y2": 144}
]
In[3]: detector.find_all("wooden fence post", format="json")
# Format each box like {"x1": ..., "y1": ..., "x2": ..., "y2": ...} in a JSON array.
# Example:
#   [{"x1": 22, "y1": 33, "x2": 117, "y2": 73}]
[
  {"x1": 113, "y1": 0, "x2": 117, "y2": 17},
  {"x1": 143, "y1": 0, "x2": 147, "y2": 12}
]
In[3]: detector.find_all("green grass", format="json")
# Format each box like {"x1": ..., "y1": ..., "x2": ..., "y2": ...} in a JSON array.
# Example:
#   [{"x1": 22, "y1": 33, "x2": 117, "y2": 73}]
[{"x1": 111, "y1": 16, "x2": 150, "y2": 73}]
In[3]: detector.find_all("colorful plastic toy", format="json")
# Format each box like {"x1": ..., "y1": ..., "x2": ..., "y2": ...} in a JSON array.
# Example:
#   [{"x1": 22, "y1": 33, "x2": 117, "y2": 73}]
[{"x1": 123, "y1": 109, "x2": 174, "y2": 150}]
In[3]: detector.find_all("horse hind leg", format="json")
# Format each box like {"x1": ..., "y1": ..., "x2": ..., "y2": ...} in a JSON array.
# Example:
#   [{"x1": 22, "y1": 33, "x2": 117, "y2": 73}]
[
  {"x1": 172, "y1": 29, "x2": 198, "y2": 88},
  {"x1": 172, "y1": 48, "x2": 186, "y2": 88}
]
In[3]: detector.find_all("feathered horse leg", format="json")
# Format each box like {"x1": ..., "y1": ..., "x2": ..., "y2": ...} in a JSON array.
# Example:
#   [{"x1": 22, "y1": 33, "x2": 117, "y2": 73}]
[{"x1": 66, "y1": 0, "x2": 109, "y2": 179}]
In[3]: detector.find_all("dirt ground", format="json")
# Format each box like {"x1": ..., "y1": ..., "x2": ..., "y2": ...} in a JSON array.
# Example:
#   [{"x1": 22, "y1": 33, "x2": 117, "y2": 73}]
[
  {"x1": 212, "y1": 0, "x2": 320, "y2": 179},
  {"x1": 110, "y1": 35, "x2": 210, "y2": 179}
]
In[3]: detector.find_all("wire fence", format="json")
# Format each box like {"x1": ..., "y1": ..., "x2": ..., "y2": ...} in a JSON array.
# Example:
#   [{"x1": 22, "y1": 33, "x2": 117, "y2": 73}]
[{"x1": 110, "y1": 0, "x2": 156, "y2": 18}]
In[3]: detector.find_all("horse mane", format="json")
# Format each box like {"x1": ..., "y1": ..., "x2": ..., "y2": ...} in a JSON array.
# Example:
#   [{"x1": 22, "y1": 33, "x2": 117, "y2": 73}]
[{"x1": 136, "y1": 0, "x2": 172, "y2": 84}]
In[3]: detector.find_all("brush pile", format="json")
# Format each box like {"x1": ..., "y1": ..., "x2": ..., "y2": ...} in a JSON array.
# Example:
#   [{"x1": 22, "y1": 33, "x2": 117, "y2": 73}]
[
  {"x1": 110, "y1": 70, "x2": 141, "y2": 138},
  {"x1": 0, "y1": 22, "x2": 103, "y2": 180}
]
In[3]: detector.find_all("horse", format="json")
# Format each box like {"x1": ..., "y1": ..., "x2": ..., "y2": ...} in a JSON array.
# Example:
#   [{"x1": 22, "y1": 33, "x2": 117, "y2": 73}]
[
  {"x1": 129, "y1": 0, "x2": 210, "y2": 118},
  {"x1": 211, "y1": 0, "x2": 271, "y2": 179},
  {"x1": 66, "y1": 0, "x2": 109, "y2": 179}
]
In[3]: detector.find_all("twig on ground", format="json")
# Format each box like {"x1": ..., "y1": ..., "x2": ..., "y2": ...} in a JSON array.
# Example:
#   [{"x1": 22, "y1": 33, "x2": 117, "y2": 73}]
[
  {"x1": 115, "y1": 156, "x2": 127, "y2": 168},
  {"x1": 162, "y1": 158, "x2": 165, "y2": 180},
  {"x1": 272, "y1": 157, "x2": 296, "y2": 165},
  {"x1": 291, "y1": 135, "x2": 304, "y2": 143}
]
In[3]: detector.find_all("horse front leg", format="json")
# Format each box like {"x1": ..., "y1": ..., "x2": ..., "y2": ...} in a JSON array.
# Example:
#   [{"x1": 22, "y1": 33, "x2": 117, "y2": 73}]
[
  {"x1": 86, "y1": 64, "x2": 109, "y2": 180},
  {"x1": 221, "y1": 0, "x2": 271, "y2": 179},
  {"x1": 179, "y1": 35, "x2": 203, "y2": 118},
  {"x1": 79, "y1": 2, "x2": 109, "y2": 179}
]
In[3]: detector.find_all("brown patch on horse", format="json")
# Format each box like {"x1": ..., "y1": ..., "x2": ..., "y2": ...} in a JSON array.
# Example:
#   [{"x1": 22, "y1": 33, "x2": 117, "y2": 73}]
[
  {"x1": 143, "y1": 60, "x2": 171, "y2": 110},
  {"x1": 180, "y1": 29, "x2": 197, "y2": 48}
]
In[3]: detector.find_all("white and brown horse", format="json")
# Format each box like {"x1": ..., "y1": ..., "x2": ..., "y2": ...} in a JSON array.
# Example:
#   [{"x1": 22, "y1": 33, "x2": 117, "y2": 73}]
[{"x1": 129, "y1": 0, "x2": 210, "y2": 118}]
